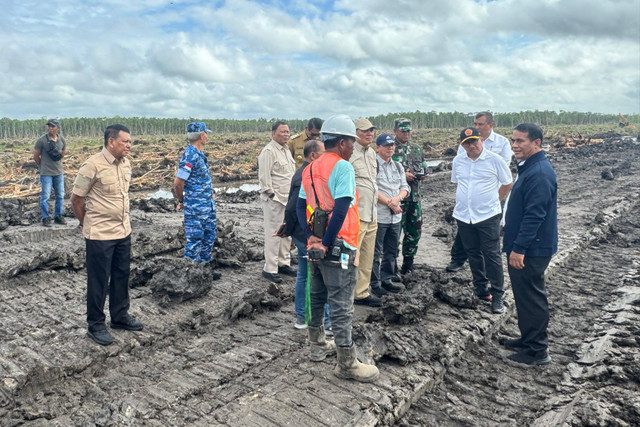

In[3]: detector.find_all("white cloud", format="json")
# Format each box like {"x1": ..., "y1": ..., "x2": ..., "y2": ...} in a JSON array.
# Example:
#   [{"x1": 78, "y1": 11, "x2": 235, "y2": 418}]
[{"x1": 0, "y1": 0, "x2": 638, "y2": 121}]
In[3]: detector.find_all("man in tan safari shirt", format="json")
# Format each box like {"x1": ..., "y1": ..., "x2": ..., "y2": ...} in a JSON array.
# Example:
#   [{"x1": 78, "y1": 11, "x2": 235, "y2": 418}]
[
  {"x1": 71, "y1": 124, "x2": 143, "y2": 346},
  {"x1": 350, "y1": 118, "x2": 382, "y2": 307},
  {"x1": 289, "y1": 118, "x2": 323, "y2": 169},
  {"x1": 258, "y1": 121, "x2": 297, "y2": 283}
]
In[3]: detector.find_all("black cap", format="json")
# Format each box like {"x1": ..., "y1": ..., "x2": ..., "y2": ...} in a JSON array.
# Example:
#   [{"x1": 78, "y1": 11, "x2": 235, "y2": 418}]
[{"x1": 460, "y1": 127, "x2": 480, "y2": 144}]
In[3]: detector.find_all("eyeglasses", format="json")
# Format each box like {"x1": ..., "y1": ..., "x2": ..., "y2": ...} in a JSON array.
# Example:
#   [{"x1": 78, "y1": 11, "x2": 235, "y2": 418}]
[
  {"x1": 310, "y1": 132, "x2": 321, "y2": 138},
  {"x1": 474, "y1": 122, "x2": 488, "y2": 127}
]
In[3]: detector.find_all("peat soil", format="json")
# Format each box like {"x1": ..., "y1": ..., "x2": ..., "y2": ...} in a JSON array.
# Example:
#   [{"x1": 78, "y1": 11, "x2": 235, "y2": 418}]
[{"x1": 0, "y1": 137, "x2": 639, "y2": 426}]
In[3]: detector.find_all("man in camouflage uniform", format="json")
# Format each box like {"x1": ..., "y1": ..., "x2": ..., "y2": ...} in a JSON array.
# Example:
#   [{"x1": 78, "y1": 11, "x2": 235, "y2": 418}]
[
  {"x1": 289, "y1": 118, "x2": 323, "y2": 169},
  {"x1": 392, "y1": 118, "x2": 427, "y2": 274},
  {"x1": 174, "y1": 122, "x2": 218, "y2": 266}
]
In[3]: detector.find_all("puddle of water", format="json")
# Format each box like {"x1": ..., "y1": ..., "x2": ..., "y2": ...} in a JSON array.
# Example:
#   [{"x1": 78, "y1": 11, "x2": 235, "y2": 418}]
[
  {"x1": 149, "y1": 189, "x2": 174, "y2": 199},
  {"x1": 214, "y1": 183, "x2": 261, "y2": 194}
]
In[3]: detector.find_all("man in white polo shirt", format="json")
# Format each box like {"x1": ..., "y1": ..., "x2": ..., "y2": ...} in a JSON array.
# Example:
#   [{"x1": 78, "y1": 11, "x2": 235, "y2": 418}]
[{"x1": 452, "y1": 127, "x2": 513, "y2": 313}]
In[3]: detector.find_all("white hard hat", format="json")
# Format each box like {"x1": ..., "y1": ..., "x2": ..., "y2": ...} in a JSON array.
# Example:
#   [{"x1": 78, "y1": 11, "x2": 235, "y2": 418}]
[{"x1": 320, "y1": 114, "x2": 358, "y2": 141}]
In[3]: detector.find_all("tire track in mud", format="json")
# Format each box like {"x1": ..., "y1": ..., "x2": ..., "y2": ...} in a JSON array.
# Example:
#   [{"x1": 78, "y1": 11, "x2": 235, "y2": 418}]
[
  {"x1": 401, "y1": 202, "x2": 640, "y2": 427},
  {"x1": 1, "y1": 140, "x2": 639, "y2": 425}
]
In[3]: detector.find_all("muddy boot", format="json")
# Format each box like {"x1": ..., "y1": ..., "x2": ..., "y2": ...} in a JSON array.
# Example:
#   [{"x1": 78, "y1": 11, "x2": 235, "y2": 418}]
[
  {"x1": 334, "y1": 345, "x2": 379, "y2": 383},
  {"x1": 400, "y1": 257, "x2": 414, "y2": 275},
  {"x1": 307, "y1": 326, "x2": 336, "y2": 362}
]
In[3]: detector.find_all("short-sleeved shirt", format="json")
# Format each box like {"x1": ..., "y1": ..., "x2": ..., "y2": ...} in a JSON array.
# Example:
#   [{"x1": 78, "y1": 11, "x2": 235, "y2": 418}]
[
  {"x1": 298, "y1": 159, "x2": 356, "y2": 206},
  {"x1": 349, "y1": 142, "x2": 378, "y2": 222},
  {"x1": 452, "y1": 148, "x2": 513, "y2": 224},
  {"x1": 72, "y1": 147, "x2": 132, "y2": 240},
  {"x1": 258, "y1": 139, "x2": 296, "y2": 206},
  {"x1": 34, "y1": 134, "x2": 66, "y2": 176},
  {"x1": 176, "y1": 144, "x2": 215, "y2": 216},
  {"x1": 457, "y1": 130, "x2": 512, "y2": 164},
  {"x1": 376, "y1": 155, "x2": 410, "y2": 224}
]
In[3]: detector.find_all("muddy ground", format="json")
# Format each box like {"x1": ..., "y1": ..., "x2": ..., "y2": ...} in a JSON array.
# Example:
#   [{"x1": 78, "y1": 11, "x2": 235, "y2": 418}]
[{"x1": 0, "y1": 135, "x2": 639, "y2": 426}]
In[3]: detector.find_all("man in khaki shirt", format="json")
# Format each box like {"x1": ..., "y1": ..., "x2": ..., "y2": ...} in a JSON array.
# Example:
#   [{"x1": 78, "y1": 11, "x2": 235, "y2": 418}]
[
  {"x1": 258, "y1": 121, "x2": 297, "y2": 283},
  {"x1": 71, "y1": 124, "x2": 143, "y2": 346},
  {"x1": 350, "y1": 118, "x2": 382, "y2": 307},
  {"x1": 289, "y1": 118, "x2": 323, "y2": 169}
]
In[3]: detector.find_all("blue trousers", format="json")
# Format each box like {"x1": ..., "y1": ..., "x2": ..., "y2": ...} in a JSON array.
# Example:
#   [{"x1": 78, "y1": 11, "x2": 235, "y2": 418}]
[
  {"x1": 40, "y1": 174, "x2": 65, "y2": 219},
  {"x1": 292, "y1": 236, "x2": 330, "y2": 324},
  {"x1": 184, "y1": 211, "x2": 217, "y2": 263}
]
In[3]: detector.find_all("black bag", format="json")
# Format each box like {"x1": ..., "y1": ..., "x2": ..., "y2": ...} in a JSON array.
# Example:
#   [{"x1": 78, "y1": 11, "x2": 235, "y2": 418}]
[
  {"x1": 308, "y1": 164, "x2": 332, "y2": 239},
  {"x1": 47, "y1": 140, "x2": 63, "y2": 161}
]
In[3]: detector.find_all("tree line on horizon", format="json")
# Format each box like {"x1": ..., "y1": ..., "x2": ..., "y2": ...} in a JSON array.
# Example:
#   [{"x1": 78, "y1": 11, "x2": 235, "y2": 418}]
[{"x1": 0, "y1": 111, "x2": 637, "y2": 139}]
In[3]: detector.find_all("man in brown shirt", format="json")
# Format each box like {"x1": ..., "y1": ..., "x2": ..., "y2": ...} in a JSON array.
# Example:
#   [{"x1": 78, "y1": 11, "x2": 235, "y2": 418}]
[
  {"x1": 289, "y1": 118, "x2": 323, "y2": 169},
  {"x1": 258, "y1": 121, "x2": 297, "y2": 283},
  {"x1": 71, "y1": 124, "x2": 143, "y2": 346}
]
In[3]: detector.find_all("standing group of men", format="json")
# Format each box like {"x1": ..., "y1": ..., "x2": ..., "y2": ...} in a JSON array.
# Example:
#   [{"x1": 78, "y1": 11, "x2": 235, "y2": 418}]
[{"x1": 36, "y1": 112, "x2": 558, "y2": 374}]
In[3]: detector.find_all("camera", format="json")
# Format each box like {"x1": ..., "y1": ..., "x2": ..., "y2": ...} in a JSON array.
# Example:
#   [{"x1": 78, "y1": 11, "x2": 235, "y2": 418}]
[{"x1": 308, "y1": 249, "x2": 325, "y2": 259}]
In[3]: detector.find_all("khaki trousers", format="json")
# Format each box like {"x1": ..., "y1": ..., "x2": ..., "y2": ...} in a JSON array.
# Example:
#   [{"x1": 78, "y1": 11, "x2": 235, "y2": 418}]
[
  {"x1": 354, "y1": 220, "x2": 378, "y2": 300},
  {"x1": 262, "y1": 197, "x2": 291, "y2": 273}
]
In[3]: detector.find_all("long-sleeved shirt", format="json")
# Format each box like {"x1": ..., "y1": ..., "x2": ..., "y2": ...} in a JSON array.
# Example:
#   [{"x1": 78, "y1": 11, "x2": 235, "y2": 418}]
[
  {"x1": 258, "y1": 139, "x2": 296, "y2": 206},
  {"x1": 349, "y1": 142, "x2": 378, "y2": 222}
]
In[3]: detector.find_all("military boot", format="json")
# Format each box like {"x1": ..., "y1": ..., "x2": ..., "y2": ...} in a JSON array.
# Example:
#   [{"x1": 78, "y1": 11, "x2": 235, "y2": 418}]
[
  {"x1": 400, "y1": 256, "x2": 414, "y2": 275},
  {"x1": 334, "y1": 345, "x2": 379, "y2": 383},
  {"x1": 308, "y1": 325, "x2": 336, "y2": 362}
]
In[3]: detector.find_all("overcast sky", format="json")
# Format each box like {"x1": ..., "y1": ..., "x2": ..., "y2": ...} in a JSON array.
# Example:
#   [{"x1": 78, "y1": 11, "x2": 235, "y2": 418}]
[{"x1": 1, "y1": 0, "x2": 639, "y2": 121}]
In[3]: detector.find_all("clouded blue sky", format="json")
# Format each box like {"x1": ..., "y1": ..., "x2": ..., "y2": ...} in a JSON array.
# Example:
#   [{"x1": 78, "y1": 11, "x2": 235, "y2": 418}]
[{"x1": 1, "y1": 0, "x2": 638, "y2": 120}]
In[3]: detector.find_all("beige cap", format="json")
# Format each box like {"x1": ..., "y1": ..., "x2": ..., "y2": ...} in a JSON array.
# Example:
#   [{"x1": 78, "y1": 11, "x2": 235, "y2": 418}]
[{"x1": 354, "y1": 117, "x2": 377, "y2": 131}]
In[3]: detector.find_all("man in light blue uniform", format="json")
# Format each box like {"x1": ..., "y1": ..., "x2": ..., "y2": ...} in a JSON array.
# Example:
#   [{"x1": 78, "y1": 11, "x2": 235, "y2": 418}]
[{"x1": 174, "y1": 122, "x2": 217, "y2": 264}]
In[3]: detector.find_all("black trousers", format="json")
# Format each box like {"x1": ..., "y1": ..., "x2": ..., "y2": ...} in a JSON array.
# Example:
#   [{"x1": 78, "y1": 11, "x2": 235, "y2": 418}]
[
  {"x1": 456, "y1": 214, "x2": 504, "y2": 298},
  {"x1": 450, "y1": 230, "x2": 467, "y2": 264},
  {"x1": 86, "y1": 235, "x2": 131, "y2": 331},
  {"x1": 508, "y1": 255, "x2": 552, "y2": 353},
  {"x1": 371, "y1": 222, "x2": 401, "y2": 287}
]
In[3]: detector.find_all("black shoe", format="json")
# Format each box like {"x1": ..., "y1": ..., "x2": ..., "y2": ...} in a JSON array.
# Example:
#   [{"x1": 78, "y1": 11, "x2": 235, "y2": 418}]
[
  {"x1": 87, "y1": 329, "x2": 114, "y2": 346},
  {"x1": 262, "y1": 270, "x2": 282, "y2": 283},
  {"x1": 371, "y1": 285, "x2": 389, "y2": 298},
  {"x1": 354, "y1": 294, "x2": 382, "y2": 307},
  {"x1": 491, "y1": 297, "x2": 505, "y2": 314},
  {"x1": 110, "y1": 315, "x2": 144, "y2": 331},
  {"x1": 42, "y1": 218, "x2": 52, "y2": 227},
  {"x1": 211, "y1": 270, "x2": 222, "y2": 280},
  {"x1": 390, "y1": 273, "x2": 402, "y2": 283},
  {"x1": 445, "y1": 260, "x2": 465, "y2": 272},
  {"x1": 507, "y1": 349, "x2": 551, "y2": 366},
  {"x1": 499, "y1": 337, "x2": 526, "y2": 351},
  {"x1": 381, "y1": 281, "x2": 403, "y2": 293},
  {"x1": 278, "y1": 265, "x2": 297, "y2": 277},
  {"x1": 54, "y1": 216, "x2": 67, "y2": 225},
  {"x1": 400, "y1": 257, "x2": 414, "y2": 275}
]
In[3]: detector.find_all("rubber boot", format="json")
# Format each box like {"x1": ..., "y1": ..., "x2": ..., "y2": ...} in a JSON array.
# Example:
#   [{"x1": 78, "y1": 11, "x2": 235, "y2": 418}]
[
  {"x1": 334, "y1": 345, "x2": 379, "y2": 383},
  {"x1": 400, "y1": 256, "x2": 414, "y2": 275},
  {"x1": 308, "y1": 326, "x2": 336, "y2": 362}
]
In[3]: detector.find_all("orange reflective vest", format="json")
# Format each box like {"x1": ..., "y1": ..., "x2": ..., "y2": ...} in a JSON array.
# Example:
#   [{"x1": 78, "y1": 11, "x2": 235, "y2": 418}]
[{"x1": 301, "y1": 152, "x2": 360, "y2": 248}]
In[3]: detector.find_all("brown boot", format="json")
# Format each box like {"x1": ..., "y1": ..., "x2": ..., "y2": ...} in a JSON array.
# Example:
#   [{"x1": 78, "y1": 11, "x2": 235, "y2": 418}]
[
  {"x1": 334, "y1": 345, "x2": 379, "y2": 382},
  {"x1": 307, "y1": 326, "x2": 336, "y2": 362}
]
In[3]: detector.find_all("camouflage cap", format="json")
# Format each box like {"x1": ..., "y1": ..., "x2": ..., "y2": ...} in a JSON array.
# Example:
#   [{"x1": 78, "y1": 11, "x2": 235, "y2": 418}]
[
  {"x1": 394, "y1": 118, "x2": 411, "y2": 131},
  {"x1": 186, "y1": 121, "x2": 212, "y2": 133},
  {"x1": 46, "y1": 119, "x2": 60, "y2": 127}
]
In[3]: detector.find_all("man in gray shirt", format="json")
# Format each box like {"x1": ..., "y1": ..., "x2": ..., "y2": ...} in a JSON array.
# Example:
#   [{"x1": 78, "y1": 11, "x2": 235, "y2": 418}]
[
  {"x1": 33, "y1": 119, "x2": 67, "y2": 227},
  {"x1": 371, "y1": 133, "x2": 410, "y2": 296}
]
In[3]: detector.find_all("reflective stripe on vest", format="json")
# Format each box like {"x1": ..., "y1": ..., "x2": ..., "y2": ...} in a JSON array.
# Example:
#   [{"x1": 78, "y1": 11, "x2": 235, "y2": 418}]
[{"x1": 301, "y1": 152, "x2": 360, "y2": 248}]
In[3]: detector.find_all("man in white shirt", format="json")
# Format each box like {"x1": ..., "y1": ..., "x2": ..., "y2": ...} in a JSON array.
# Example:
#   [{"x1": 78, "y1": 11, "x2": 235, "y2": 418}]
[
  {"x1": 452, "y1": 127, "x2": 513, "y2": 313},
  {"x1": 447, "y1": 112, "x2": 513, "y2": 273}
]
